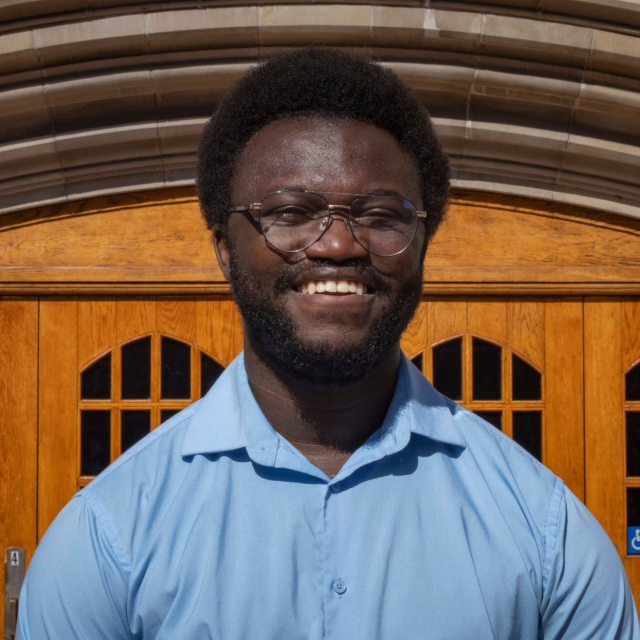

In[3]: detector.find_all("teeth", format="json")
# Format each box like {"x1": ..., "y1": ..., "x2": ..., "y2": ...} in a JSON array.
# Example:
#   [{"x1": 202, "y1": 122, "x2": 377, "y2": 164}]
[{"x1": 298, "y1": 280, "x2": 367, "y2": 295}]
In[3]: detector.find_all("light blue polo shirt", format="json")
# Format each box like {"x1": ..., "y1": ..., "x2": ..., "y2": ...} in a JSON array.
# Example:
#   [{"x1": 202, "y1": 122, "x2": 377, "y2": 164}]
[{"x1": 18, "y1": 353, "x2": 639, "y2": 639}]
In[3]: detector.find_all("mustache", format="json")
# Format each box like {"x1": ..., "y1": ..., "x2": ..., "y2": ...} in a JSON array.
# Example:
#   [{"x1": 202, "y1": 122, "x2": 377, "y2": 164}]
[{"x1": 271, "y1": 258, "x2": 393, "y2": 296}]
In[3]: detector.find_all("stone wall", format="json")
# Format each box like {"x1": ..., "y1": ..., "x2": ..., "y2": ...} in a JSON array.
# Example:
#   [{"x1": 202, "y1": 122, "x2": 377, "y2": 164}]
[{"x1": 1, "y1": 0, "x2": 640, "y2": 218}]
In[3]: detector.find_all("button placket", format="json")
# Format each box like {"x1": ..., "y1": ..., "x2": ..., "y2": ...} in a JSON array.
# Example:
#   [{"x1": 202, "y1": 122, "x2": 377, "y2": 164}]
[{"x1": 324, "y1": 478, "x2": 359, "y2": 640}]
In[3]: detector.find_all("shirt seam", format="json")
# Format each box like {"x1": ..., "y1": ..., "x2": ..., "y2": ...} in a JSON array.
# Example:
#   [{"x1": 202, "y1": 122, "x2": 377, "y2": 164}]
[
  {"x1": 80, "y1": 492, "x2": 132, "y2": 576},
  {"x1": 76, "y1": 493, "x2": 134, "y2": 640},
  {"x1": 541, "y1": 475, "x2": 564, "y2": 594}
]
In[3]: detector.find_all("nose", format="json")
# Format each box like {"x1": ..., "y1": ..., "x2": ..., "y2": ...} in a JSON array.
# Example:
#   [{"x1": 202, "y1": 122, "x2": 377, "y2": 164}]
[{"x1": 305, "y1": 213, "x2": 369, "y2": 262}]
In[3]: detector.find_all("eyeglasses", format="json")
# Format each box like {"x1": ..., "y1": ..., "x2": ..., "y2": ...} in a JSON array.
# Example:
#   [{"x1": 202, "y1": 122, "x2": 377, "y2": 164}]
[{"x1": 229, "y1": 190, "x2": 427, "y2": 257}]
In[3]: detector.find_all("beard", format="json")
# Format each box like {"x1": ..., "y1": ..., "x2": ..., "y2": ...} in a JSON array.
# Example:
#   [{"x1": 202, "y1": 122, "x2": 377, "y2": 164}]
[{"x1": 227, "y1": 245, "x2": 422, "y2": 387}]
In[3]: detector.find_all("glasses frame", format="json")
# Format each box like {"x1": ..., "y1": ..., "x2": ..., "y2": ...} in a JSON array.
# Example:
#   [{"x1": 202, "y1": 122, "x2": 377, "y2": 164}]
[{"x1": 229, "y1": 190, "x2": 428, "y2": 257}]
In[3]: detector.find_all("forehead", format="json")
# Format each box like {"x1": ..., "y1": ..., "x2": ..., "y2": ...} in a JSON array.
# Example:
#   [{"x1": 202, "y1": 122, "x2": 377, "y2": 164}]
[{"x1": 230, "y1": 118, "x2": 422, "y2": 204}]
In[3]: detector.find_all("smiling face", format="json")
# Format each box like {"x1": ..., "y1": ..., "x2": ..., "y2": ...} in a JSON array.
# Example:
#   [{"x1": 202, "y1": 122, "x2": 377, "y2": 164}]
[{"x1": 213, "y1": 117, "x2": 426, "y2": 386}]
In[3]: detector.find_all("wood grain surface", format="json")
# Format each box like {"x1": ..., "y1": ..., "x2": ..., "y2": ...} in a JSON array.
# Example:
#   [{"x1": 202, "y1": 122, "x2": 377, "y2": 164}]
[
  {"x1": 38, "y1": 300, "x2": 78, "y2": 541},
  {"x1": 0, "y1": 300, "x2": 38, "y2": 633},
  {"x1": 0, "y1": 189, "x2": 639, "y2": 294},
  {"x1": 544, "y1": 299, "x2": 584, "y2": 500},
  {"x1": 585, "y1": 299, "x2": 625, "y2": 553}
]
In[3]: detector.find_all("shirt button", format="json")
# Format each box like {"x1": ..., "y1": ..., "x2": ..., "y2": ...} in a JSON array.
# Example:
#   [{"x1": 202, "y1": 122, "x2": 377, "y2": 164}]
[
  {"x1": 333, "y1": 579, "x2": 347, "y2": 595},
  {"x1": 330, "y1": 482, "x2": 341, "y2": 494}
]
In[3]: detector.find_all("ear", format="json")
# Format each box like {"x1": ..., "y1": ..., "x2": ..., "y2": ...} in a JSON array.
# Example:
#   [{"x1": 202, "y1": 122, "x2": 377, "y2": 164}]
[{"x1": 212, "y1": 223, "x2": 232, "y2": 282}]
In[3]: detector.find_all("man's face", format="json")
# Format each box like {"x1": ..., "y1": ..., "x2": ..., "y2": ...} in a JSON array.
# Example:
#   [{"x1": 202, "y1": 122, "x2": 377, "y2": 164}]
[{"x1": 214, "y1": 117, "x2": 426, "y2": 386}]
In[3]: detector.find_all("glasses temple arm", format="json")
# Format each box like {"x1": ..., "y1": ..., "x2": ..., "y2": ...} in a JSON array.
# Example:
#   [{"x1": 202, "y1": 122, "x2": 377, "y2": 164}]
[{"x1": 228, "y1": 204, "x2": 261, "y2": 212}]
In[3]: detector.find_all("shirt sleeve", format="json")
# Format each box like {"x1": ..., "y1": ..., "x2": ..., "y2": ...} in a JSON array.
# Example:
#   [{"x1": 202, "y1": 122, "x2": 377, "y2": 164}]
[
  {"x1": 16, "y1": 494, "x2": 131, "y2": 640},
  {"x1": 541, "y1": 483, "x2": 640, "y2": 639}
]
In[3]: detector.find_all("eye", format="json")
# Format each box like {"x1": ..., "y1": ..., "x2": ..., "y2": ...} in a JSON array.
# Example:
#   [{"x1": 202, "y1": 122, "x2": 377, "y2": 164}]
[
  {"x1": 353, "y1": 208, "x2": 403, "y2": 227},
  {"x1": 266, "y1": 206, "x2": 317, "y2": 225}
]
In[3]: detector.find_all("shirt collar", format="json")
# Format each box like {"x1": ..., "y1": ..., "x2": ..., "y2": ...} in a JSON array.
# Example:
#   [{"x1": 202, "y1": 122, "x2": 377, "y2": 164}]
[{"x1": 182, "y1": 351, "x2": 466, "y2": 471}]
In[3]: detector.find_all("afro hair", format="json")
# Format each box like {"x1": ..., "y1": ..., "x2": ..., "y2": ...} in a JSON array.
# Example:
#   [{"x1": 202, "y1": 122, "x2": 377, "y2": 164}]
[{"x1": 196, "y1": 47, "x2": 450, "y2": 243}]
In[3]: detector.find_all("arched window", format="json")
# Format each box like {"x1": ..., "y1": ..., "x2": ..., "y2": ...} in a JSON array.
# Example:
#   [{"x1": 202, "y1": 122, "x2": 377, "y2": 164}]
[
  {"x1": 78, "y1": 334, "x2": 225, "y2": 484},
  {"x1": 411, "y1": 335, "x2": 543, "y2": 461}
]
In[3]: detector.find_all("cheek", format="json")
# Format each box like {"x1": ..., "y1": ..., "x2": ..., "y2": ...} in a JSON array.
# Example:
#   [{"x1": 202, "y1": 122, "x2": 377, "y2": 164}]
[
  {"x1": 229, "y1": 224, "x2": 301, "y2": 290},
  {"x1": 228, "y1": 219, "x2": 271, "y2": 270},
  {"x1": 372, "y1": 245, "x2": 423, "y2": 284}
]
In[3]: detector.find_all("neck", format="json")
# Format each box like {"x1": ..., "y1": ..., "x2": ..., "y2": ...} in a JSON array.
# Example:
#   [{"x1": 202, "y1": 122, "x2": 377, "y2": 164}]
[{"x1": 243, "y1": 335, "x2": 401, "y2": 477}]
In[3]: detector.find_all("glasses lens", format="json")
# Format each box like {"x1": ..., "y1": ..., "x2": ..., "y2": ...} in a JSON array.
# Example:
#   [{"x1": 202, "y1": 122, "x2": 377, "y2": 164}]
[
  {"x1": 259, "y1": 192, "x2": 328, "y2": 252},
  {"x1": 349, "y1": 196, "x2": 418, "y2": 256}
]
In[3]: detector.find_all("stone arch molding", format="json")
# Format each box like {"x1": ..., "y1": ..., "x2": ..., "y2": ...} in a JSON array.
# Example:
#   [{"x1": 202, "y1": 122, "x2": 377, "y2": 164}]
[{"x1": 1, "y1": 1, "x2": 640, "y2": 219}]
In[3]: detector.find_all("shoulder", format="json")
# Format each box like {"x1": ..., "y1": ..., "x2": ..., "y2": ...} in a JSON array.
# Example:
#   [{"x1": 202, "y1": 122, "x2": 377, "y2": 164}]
[
  {"x1": 84, "y1": 401, "x2": 199, "y2": 496},
  {"x1": 402, "y1": 356, "x2": 561, "y2": 539},
  {"x1": 78, "y1": 403, "x2": 201, "y2": 563},
  {"x1": 445, "y1": 398, "x2": 562, "y2": 542},
  {"x1": 449, "y1": 397, "x2": 558, "y2": 488}
]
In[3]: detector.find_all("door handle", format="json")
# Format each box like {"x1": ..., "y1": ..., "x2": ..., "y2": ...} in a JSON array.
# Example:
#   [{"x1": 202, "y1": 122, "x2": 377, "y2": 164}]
[{"x1": 4, "y1": 548, "x2": 25, "y2": 640}]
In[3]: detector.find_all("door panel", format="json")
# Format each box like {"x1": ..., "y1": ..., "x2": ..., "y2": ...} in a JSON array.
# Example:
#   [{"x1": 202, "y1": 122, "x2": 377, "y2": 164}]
[
  {"x1": 38, "y1": 300, "x2": 78, "y2": 542},
  {"x1": 38, "y1": 298, "x2": 242, "y2": 539},
  {"x1": 585, "y1": 298, "x2": 640, "y2": 602},
  {"x1": 508, "y1": 300, "x2": 545, "y2": 369},
  {"x1": 544, "y1": 300, "x2": 585, "y2": 498},
  {"x1": 401, "y1": 297, "x2": 584, "y2": 500},
  {"x1": 0, "y1": 300, "x2": 38, "y2": 633}
]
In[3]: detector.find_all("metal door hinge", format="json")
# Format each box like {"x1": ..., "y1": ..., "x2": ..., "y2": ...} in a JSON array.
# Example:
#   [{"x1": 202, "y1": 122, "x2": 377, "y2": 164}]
[{"x1": 4, "y1": 548, "x2": 25, "y2": 640}]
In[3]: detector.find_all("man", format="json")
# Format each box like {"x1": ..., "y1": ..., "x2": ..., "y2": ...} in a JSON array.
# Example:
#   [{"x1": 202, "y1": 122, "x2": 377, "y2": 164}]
[{"x1": 17, "y1": 47, "x2": 639, "y2": 639}]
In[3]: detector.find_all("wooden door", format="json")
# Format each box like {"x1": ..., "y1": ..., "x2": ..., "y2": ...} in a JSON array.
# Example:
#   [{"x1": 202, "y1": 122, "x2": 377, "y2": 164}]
[
  {"x1": 0, "y1": 299, "x2": 38, "y2": 634},
  {"x1": 36, "y1": 296, "x2": 584, "y2": 544},
  {"x1": 38, "y1": 298, "x2": 243, "y2": 539},
  {"x1": 584, "y1": 298, "x2": 640, "y2": 601},
  {"x1": 401, "y1": 297, "x2": 585, "y2": 499}
]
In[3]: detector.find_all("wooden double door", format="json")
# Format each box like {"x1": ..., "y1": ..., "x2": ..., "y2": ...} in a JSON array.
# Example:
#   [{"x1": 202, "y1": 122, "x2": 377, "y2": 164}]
[{"x1": 2, "y1": 294, "x2": 640, "y2": 623}]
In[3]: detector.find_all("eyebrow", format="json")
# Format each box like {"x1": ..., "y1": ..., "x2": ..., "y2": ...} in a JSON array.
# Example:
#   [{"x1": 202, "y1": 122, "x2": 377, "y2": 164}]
[
  {"x1": 269, "y1": 184, "x2": 307, "y2": 193},
  {"x1": 365, "y1": 189, "x2": 404, "y2": 197}
]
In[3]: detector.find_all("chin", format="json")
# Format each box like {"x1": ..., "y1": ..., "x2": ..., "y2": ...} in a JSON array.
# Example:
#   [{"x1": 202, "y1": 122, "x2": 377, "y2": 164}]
[{"x1": 294, "y1": 327, "x2": 371, "y2": 349}]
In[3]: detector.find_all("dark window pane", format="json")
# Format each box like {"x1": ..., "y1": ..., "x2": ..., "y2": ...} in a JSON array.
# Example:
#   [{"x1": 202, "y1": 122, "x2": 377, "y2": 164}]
[
  {"x1": 161, "y1": 409, "x2": 181, "y2": 423},
  {"x1": 410, "y1": 353, "x2": 423, "y2": 373},
  {"x1": 627, "y1": 364, "x2": 640, "y2": 401},
  {"x1": 81, "y1": 353, "x2": 111, "y2": 400},
  {"x1": 513, "y1": 411, "x2": 542, "y2": 461},
  {"x1": 121, "y1": 410, "x2": 151, "y2": 453},
  {"x1": 472, "y1": 338, "x2": 502, "y2": 400},
  {"x1": 201, "y1": 353, "x2": 225, "y2": 398},
  {"x1": 432, "y1": 338, "x2": 462, "y2": 400},
  {"x1": 512, "y1": 354, "x2": 542, "y2": 401},
  {"x1": 81, "y1": 410, "x2": 111, "y2": 476},
  {"x1": 121, "y1": 336, "x2": 151, "y2": 400},
  {"x1": 627, "y1": 413, "x2": 640, "y2": 476},
  {"x1": 162, "y1": 337, "x2": 191, "y2": 399},
  {"x1": 473, "y1": 410, "x2": 502, "y2": 431},
  {"x1": 629, "y1": 488, "x2": 640, "y2": 527}
]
